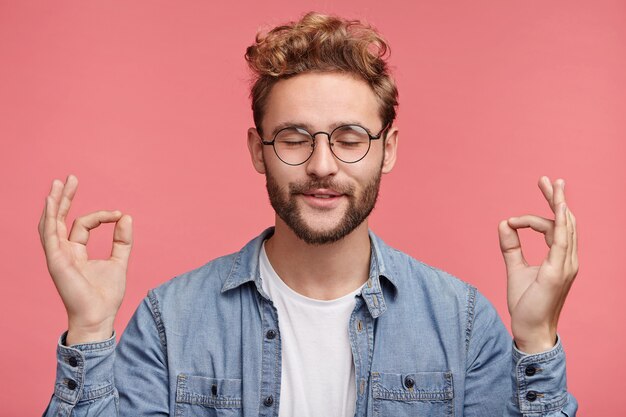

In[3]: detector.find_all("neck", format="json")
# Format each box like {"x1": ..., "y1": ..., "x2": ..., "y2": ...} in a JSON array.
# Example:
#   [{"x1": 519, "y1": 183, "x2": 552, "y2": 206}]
[{"x1": 264, "y1": 217, "x2": 372, "y2": 300}]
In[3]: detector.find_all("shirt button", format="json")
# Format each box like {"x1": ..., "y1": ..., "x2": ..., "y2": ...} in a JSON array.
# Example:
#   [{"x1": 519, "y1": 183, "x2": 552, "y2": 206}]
[
  {"x1": 404, "y1": 376, "x2": 415, "y2": 389},
  {"x1": 67, "y1": 379, "x2": 78, "y2": 390},
  {"x1": 263, "y1": 395, "x2": 274, "y2": 406},
  {"x1": 526, "y1": 391, "x2": 538, "y2": 402},
  {"x1": 266, "y1": 329, "x2": 277, "y2": 340},
  {"x1": 525, "y1": 365, "x2": 537, "y2": 377},
  {"x1": 68, "y1": 357, "x2": 79, "y2": 367},
  {"x1": 211, "y1": 384, "x2": 217, "y2": 396}
]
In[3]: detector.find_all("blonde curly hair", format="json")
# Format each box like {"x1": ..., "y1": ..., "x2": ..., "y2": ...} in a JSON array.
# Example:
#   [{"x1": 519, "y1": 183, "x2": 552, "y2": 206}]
[{"x1": 245, "y1": 12, "x2": 398, "y2": 135}]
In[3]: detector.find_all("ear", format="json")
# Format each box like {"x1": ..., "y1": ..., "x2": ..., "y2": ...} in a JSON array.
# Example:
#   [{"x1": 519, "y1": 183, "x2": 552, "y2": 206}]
[
  {"x1": 247, "y1": 127, "x2": 266, "y2": 174},
  {"x1": 381, "y1": 126, "x2": 399, "y2": 174}
]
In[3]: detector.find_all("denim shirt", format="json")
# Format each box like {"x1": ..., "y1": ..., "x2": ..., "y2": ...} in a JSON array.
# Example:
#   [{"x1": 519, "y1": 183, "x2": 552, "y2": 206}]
[{"x1": 45, "y1": 228, "x2": 577, "y2": 416}]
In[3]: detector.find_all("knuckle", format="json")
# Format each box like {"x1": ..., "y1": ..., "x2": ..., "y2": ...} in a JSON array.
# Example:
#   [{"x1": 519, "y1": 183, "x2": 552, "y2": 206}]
[
  {"x1": 96, "y1": 210, "x2": 115, "y2": 220},
  {"x1": 72, "y1": 217, "x2": 85, "y2": 230}
]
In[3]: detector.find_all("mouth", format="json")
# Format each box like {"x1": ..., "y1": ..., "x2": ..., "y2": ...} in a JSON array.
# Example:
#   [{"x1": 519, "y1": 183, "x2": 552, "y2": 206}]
[
  {"x1": 302, "y1": 189, "x2": 343, "y2": 198},
  {"x1": 298, "y1": 188, "x2": 346, "y2": 209}
]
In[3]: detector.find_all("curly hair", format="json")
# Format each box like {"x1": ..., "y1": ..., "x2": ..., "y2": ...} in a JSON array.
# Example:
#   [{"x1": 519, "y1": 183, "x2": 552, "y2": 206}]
[{"x1": 245, "y1": 12, "x2": 398, "y2": 135}]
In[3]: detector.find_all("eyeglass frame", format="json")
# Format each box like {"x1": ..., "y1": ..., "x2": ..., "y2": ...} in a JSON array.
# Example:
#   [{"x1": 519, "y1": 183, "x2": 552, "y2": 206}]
[{"x1": 259, "y1": 123, "x2": 391, "y2": 166}]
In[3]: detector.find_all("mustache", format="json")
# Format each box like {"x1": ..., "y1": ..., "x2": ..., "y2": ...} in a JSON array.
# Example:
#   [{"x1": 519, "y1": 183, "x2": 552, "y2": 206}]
[{"x1": 289, "y1": 179, "x2": 355, "y2": 196}]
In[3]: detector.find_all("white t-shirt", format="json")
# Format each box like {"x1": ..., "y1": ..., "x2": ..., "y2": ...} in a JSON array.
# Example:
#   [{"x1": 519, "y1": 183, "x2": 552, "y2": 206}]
[{"x1": 260, "y1": 243, "x2": 361, "y2": 417}]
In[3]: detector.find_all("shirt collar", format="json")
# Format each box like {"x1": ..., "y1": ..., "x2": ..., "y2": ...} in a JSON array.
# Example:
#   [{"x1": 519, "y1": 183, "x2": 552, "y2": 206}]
[{"x1": 221, "y1": 227, "x2": 399, "y2": 318}]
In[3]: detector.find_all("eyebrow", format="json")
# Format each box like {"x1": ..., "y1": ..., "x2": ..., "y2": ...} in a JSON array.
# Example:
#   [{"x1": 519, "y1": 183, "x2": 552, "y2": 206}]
[{"x1": 269, "y1": 120, "x2": 371, "y2": 138}]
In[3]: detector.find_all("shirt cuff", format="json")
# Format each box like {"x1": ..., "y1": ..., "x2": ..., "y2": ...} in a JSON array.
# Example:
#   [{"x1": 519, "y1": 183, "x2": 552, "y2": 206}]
[
  {"x1": 512, "y1": 335, "x2": 570, "y2": 414},
  {"x1": 54, "y1": 331, "x2": 117, "y2": 405}
]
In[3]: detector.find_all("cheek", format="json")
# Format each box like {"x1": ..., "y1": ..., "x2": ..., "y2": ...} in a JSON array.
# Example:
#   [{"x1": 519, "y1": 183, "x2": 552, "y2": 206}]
[
  {"x1": 350, "y1": 157, "x2": 384, "y2": 180},
  {"x1": 368, "y1": 142, "x2": 387, "y2": 164},
  {"x1": 262, "y1": 150, "x2": 286, "y2": 175},
  {"x1": 265, "y1": 163, "x2": 303, "y2": 188}
]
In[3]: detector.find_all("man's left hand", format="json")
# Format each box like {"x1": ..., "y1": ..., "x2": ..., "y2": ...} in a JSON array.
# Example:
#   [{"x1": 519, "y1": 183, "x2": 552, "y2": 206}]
[{"x1": 498, "y1": 176, "x2": 579, "y2": 354}]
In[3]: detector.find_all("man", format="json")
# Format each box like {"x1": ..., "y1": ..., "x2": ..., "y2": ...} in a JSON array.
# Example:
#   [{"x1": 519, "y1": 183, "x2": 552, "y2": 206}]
[{"x1": 41, "y1": 12, "x2": 578, "y2": 416}]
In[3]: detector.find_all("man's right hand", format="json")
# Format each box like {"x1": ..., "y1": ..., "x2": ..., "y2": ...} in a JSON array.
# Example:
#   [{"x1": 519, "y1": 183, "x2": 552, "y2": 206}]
[{"x1": 38, "y1": 175, "x2": 133, "y2": 346}]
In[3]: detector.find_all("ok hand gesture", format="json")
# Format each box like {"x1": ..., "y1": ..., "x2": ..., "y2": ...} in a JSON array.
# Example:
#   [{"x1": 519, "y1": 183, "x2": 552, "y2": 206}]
[
  {"x1": 498, "y1": 177, "x2": 578, "y2": 354},
  {"x1": 38, "y1": 175, "x2": 133, "y2": 345}
]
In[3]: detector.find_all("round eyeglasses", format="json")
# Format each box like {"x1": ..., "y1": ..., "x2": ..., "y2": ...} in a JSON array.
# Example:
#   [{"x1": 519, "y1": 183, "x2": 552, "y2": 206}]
[{"x1": 261, "y1": 124, "x2": 389, "y2": 166}]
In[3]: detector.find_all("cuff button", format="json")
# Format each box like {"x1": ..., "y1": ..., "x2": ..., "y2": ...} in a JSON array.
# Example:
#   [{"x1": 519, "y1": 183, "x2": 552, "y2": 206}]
[
  {"x1": 525, "y1": 365, "x2": 537, "y2": 376},
  {"x1": 404, "y1": 376, "x2": 415, "y2": 389},
  {"x1": 526, "y1": 391, "x2": 538, "y2": 402},
  {"x1": 67, "y1": 379, "x2": 78, "y2": 390}
]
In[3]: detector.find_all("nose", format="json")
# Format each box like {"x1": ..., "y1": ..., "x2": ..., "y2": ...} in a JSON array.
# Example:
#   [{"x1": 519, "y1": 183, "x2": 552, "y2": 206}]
[{"x1": 305, "y1": 133, "x2": 339, "y2": 178}]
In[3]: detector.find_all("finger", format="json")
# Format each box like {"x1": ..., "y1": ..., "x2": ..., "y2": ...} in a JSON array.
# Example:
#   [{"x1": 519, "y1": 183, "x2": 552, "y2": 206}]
[
  {"x1": 111, "y1": 215, "x2": 133, "y2": 263},
  {"x1": 38, "y1": 196, "x2": 47, "y2": 245},
  {"x1": 569, "y1": 210, "x2": 578, "y2": 267},
  {"x1": 58, "y1": 175, "x2": 79, "y2": 223},
  {"x1": 537, "y1": 176, "x2": 554, "y2": 211},
  {"x1": 49, "y1": 178, "x2": 64, "y2": 206},
  {"x1": 507, "y1": 214, "x2": 555, "y2": 246},
  {"x1": 40, "y1": 179, "x2": 63, "y2": 246},
  {"x1": 507, "y1": 215, "x2": 554, "y2": 234},
  {"x1": 68, "y1": 210, "x2": 123, "y2": 246},
  {"x1": 551, "y1": 179, "x2": 566, "y2": 213},
  {"x1": 498, "y1": 220, "x2": 527, "y2": 269},
  {"x1": 546, "y1": 202, "x2": 568, "y2": 268},
  {"x1": 566, "y1": 209, "x2": 577, "y2": 268},
  {"x1": 43, "y1": 196, "x2": 60, "y2": 253}
]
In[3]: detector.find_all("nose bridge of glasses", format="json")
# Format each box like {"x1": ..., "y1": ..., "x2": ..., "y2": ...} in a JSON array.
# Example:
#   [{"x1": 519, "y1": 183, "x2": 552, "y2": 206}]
[
  {"x1": 308, "y1": 131, "x2": 335, "y2": 161},
  {"x1": 310, "y1": 131, "x2": 333, "y2": 146}
]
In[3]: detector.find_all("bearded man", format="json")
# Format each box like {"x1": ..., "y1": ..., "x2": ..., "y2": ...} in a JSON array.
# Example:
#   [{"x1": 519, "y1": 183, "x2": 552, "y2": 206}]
[{"x1": 41, "y1": 12, "x2": 578, "y2": 416}]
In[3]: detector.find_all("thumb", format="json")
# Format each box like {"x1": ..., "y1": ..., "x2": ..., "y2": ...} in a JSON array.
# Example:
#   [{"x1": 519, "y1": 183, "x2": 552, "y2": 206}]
[
  {"x1": 498, "y1": 219, "x2": 527, "y2": 270},
  {"x1": 111, "y1": 214, "x2": 133, "y2": 264}
]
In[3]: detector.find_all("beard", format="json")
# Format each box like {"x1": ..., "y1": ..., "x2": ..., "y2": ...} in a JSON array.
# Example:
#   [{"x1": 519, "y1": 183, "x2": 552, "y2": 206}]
[{"x1": 265, "y1": 169, "x2": 382, "y2": 245}]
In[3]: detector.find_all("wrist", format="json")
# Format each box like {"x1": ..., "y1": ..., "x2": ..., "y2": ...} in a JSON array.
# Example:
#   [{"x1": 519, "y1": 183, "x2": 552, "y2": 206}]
[
  {"x1": 514, "y1": 335, "x2": 557, "y2": 354},
  {"x1": 66, "y1": 328, "x2": 114, "y2": 346},
  {"x1": 66, "y1": 319, "x2": 115, "y2": 346}
]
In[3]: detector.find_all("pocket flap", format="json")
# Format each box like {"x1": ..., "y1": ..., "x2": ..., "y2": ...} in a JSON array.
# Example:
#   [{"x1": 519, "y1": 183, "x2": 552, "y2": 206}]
[
  {"x1": 176, "y1": 374, "x2": 242, "y2": 408},
  {"x1": 372, "y1": 371, "x2": 453, "y2": 401}
]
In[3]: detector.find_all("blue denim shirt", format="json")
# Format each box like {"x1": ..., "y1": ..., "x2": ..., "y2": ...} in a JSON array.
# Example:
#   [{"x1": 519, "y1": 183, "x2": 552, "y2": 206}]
[{"x1": 45, "y1": 228, "x2": 577, "y2": 416}]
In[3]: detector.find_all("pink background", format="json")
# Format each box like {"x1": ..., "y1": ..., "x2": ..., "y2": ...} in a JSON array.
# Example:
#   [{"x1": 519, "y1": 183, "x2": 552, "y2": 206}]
[{"x1": 1, "y1": 1, "x2": 624, "y2": 415}]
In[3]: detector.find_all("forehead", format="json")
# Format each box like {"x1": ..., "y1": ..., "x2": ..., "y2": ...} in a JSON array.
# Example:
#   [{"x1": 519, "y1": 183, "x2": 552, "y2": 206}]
[{"x1": 262, "y1": 72, "x2": 381, "y2": 134}]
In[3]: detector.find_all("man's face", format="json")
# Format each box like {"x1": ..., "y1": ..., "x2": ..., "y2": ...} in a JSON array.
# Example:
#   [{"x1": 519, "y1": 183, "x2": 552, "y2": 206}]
[{"x1": 249, "y1": 72, "x2": 397, "y2": 245}]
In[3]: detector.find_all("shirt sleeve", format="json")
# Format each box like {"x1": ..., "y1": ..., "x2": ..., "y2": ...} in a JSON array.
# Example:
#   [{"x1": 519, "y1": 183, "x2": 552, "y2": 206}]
[
  {"x1": 43, "y1": 293, "x2": 170, "y2": 416},
  {"x1": 507, "y1": 337, "x2": 578, "y2": 416},
  {"x1": 464, "y1": 290, "x2": 577, "y2": 417},
  {"x1": 43, "y1": 332, "x2": 118, "y2": 417}
]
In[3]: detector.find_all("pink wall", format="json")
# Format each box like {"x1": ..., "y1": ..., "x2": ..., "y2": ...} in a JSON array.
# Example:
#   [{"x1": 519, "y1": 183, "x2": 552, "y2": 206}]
[{"x1": 1, "y1": 1, "x2": 624, "y2": 415}]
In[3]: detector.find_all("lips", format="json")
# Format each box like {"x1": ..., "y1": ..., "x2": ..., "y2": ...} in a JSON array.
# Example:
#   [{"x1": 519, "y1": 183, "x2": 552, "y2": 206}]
[
  {"x1": 303, "y1": 189, "x2": 342, "y2": 199},
  {"x1": 296, "y1": 188, "x2": 346, "y2": 210}
]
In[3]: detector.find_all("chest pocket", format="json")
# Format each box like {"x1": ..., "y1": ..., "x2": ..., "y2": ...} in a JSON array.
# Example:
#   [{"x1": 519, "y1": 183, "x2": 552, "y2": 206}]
[
  {"x1": 371, "y1": 371, "x2": 454, "y2": 417},
  {"x1": 175, "y1": 374, "x2": 243, "y2": 417}
]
